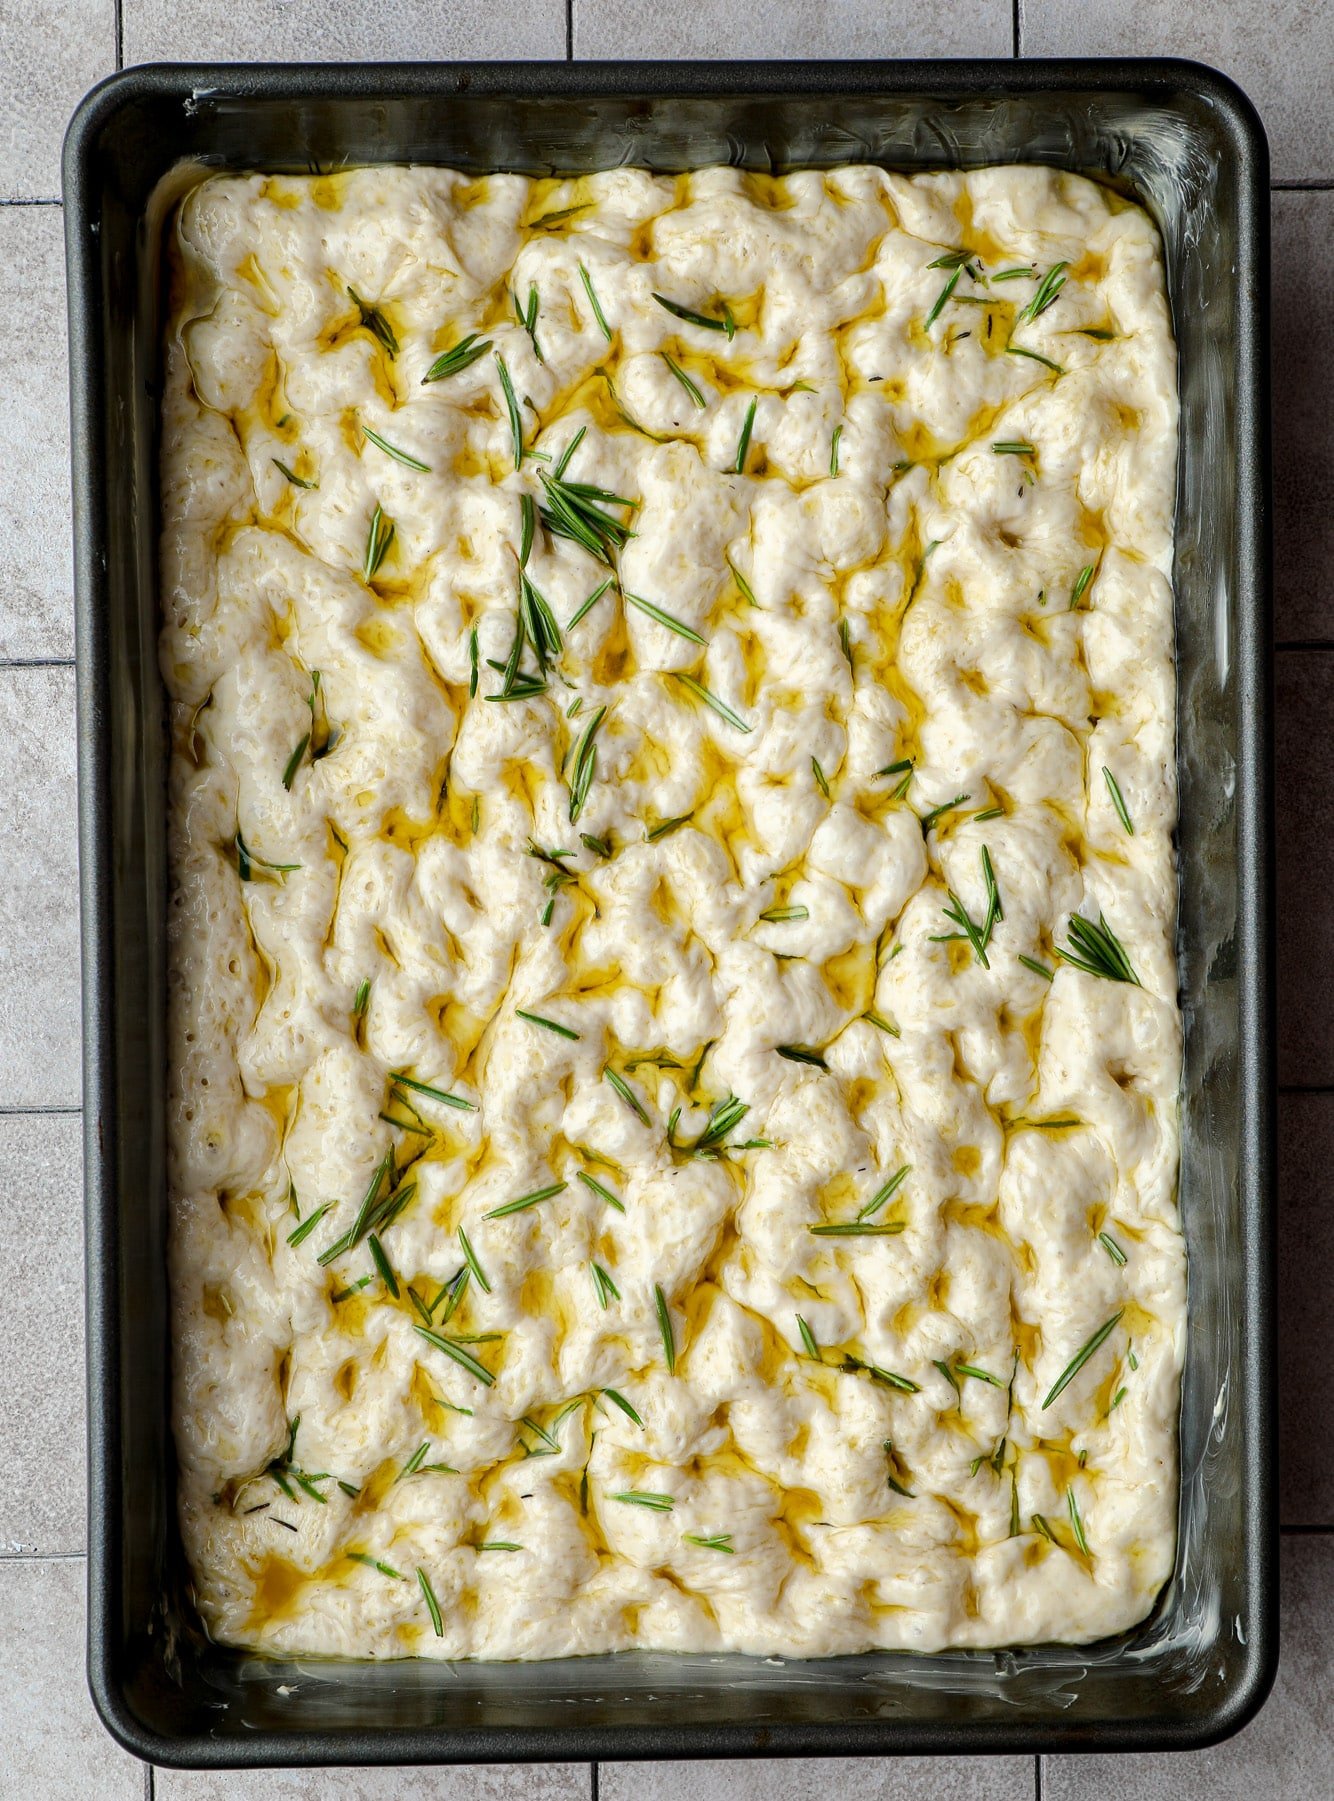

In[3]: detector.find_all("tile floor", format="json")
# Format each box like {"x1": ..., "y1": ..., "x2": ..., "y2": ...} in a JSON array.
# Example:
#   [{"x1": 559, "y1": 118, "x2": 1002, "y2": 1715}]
[{"x1": 2, "y1": 2, "x2": 1330, "y2": 1796}]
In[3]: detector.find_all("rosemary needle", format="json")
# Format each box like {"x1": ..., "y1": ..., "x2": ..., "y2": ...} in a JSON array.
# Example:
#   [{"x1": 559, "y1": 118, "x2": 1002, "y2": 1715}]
[
  {"x1": 809, "y1": 1221, "x2": 905, "y2": 1238},
  {"x1": 368, "y1": 1233, "x2": 398, "y2": 1296},
  {"x1": 485, "y1": 1181, "x2": 567, "y2": 1219},
  {"x1": 281, "y1": 733, "x2": 310, "y2": 791},
  {"x1": 577, "y1": 1169, "x2": 626, "y2": 1213},
  {"x1": 286, "y1": 1201, "x2": 334, "y2": 1247},
  {"x1": 568, "y1": 576, "x2": 614, "y2": 630},
  {"x1": 591, "y1": 1262, "x2": 621, "y2": 1308},
  {"x1": 662, "y1": 352, "x2": 706, "y2": 408},
  {"x1": 760, "y1": 904, "x2": 809, "y2": 923},
  {"x1": 918, "y1": 792, "x2": 970, "y2": 835},
  {"x1": 347, "y1": 1552, "x2": 404, "y2": 1579},
  {"x1": 858, "y1": 1164, "x2": 910, "y2": 1220},
  {"x1": 811, "y1": 756, "x2": 830, "y2": 798},
  {"x1": 684, "y1": 1532, "x2": 734, "y2": 1552},
  {"x1": 625, "y1": 591, "x2": 706, "y2": 644},
  {"x1": 673, "y1": 671, "x2": 751, "y2": 733},
  {"x1": 841, "y1": 1354, "x2": 920, "y2": 1394},
  {"x1": 830, "y1": 424, "x2": 842, "y2": 476},
  {"x1": 611, "y1": 1490, "x2": 674, "y2": 1511},
  {"x1": 1006, "y1": 344, "x2": 1064, "y2": 374},
  {"x1": 516, "y1": 1008, "x2": 580, "y2": 1040},
  {"x1": 727, "y1": 558, "x2": 758, "y2": 606},
  {"x1": 348, "y1": 287, "x2": 398, "y2": 357},
  {"x1": 417, "y1": 1568, "x2": 444, "y2": 1636},
  {"x1": 361, "y1": 425, "x2": 430, "y2": 472},
  {"x1": 422, "y1": 333, "x2": 491, "y2": 383},
  {"x1": 1069, "y1": 563, "x2": 1097, "y2": 609},
  {"x1": 926, "y1": 265, "x2": 962, "y2": 328},
  {"x1": 412, "y1": 1325, "x2": 496, "y2": 1386},
  {"x1": 1098, "y1": 1230, "x2": 1128, "y2": 1266},
  {"x1": 1104, "y1": 766, "x2": 1134, "y2": 833},
  {"x1": 1018, "y1": 954, "x2": 1055, "y2": 981},
  {"x1": 363, "y1": 502, "x2": 395, "y2": 581},
  {"x1": 604, "y1": 1066, "x2": 650, "y2": 1125},
  {"x1": 601, "y1": 1387, "x2": 643, "y2": 1425},
  {"x1": 776, "y1": 1044, "x2": 827, "y2": 1069},
  {"x1": 568, "y1": 704, "x2": 607, "y2": 823},
  {"x1": 1042, "y1": 1310, "x2": 1125, "y2": 1408},
  {"x1": 797, "y1": 1315, "x2": 821, "y2": 1358},
  {"x1": 1019, "y1": 262, "x2": 1069, "y2": 324},
  {"x1": 353, "y1": 978, "x2": 370, "y2": 1018},
  {"x1": 392, "y1": 1073, "x2": 475, "y2": 1111},
  {"x1": 1056, "y1": 912, "x2": 1140, "y2": 985},
  {"x1": 655, "y1": 1283, "x2": 677, "y2": 1373},
  {"x1": 469, "y1": 626, "x2": 479, "y2": 697},
  {"x1": 652, "y1": 292, "x2": 735, "y2": 337},
  {"x1": 734, "y1": 397, "x2": 757, "y2": 473},
  {"x1": 1067, "y1": 1486, "x2": 1090, "y2": 1556},
  {"x1": 273, "y1": 458, "x2": 317, "y2": 490},
  {"x1": 495, "y1": 353, "x2": 523, "y2": 469},
  {"x1": 579, "y1": 264, "x2": 612, "y2": 340},
  {"x1": 458, "y1": 1225, "x2": 491, "y2": 1293}
]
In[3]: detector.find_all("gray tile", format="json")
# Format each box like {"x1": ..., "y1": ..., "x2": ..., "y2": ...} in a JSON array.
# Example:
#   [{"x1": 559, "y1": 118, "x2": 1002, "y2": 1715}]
[
  {"x1": 0, "y1": 1556, "x2": 144, "y2": 1799},
  {"x1": 1273, "y1": 191, "x2": 1334, "y2": 643},
  {"x1": 600, "y1": 1755, "x2": 1032, "y2": 1801},
  {"x1": 1276, "y1": 650, "x2": 1334, "y2": 1085},
  {"x1": 574, "y1": 1, "x2": 1011, "y2": 56},
  {"x1": 0, "y1": 204, "x2": 74, "y2": 662},
  {"x1": 1045, "y1": 1533, "x2": 1332, "y2": 1798},
  {"x1": 1022, "y1": 0, "x2": 1333, "y2": 184},
  {"x1": 0, "y1": 667, "x2": 81, "y2": 1109},
  {"x1": 1278, "y1": 1095, "x2": 1334, "y2": 1525},
  {"x1": 124, "y1": 0, "x2": 565, "y2": 61},
  {"x1": 0, "y1": 0, "x2": 114, "y2": 201},
  {"x1": 0, "y1": 1113, "x2": 84, "y2": 1555},
  {"x1": 156, "y1": 1764, "x2": 590, "y2": 1798}
]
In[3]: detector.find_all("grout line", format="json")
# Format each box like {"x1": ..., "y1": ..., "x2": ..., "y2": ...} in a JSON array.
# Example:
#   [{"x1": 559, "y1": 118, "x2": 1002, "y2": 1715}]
[
  {"x1": 567, "y1": 0, "x2": 574, "y2": 59},
  {"x1": 1275, "y1": 640, "x2": 1334, "y2": 652},
  {"x1": 147, "y1": 1763, "x2": 155, "y2": 1801},
  {"x1": 1281, "y1": 1523, "x2": 1334, "y2": 1536},
  {"x1": 0, "y1": 1550, "x2": 85, "y2": 1562},
  {"x1": 1278, "y1": 1084, "x2": 1334, "y2": 1095},
  {"x1": 0, "y1": 1106, "x2": 81, "y2": 1118},
  {"x1": 0, "y1": 657, "x2": 76, "y2": 671},
  {"x1": 590, "y1": 1762, "x2": 599, "y2": 1800},
  {"x1": 1013, "y1": 0, "x2": 1022, "y2": 58},
  {"x1": 0, "y1": 196, "x2": 61, "y2": 208},
  {"x1": 115, "y1": 0, "x2": 124, "y2": 71},
  {"x1": 1034, "y1": 1752, "x2": 1043, "y2": 1799},
  {"x1": 1273, "y1": 178, "x2": 1334, "y2": 191}
]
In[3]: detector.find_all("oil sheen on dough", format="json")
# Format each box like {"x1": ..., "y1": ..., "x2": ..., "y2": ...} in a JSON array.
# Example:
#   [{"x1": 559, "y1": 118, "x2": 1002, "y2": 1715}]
[{"x1": 160, "y1": 162, "x2": 1183, "y2": 1661}]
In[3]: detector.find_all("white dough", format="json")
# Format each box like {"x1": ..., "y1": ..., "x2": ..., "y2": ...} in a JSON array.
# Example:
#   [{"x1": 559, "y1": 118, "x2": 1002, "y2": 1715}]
[{"x1": 161, "y1": 162, "x2": 1183, "y2": 1661}]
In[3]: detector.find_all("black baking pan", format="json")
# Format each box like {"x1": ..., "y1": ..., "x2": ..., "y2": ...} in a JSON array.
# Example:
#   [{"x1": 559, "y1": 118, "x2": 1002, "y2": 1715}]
[{"x1": 64, "y1": 59, "x2": 1275, "y2": 1768}]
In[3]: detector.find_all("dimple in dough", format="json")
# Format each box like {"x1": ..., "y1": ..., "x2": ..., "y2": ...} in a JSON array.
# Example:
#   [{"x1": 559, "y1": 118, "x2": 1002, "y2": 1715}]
[{"x1": 161, "y1": 161, "x2": 1183, "y2": 1662}]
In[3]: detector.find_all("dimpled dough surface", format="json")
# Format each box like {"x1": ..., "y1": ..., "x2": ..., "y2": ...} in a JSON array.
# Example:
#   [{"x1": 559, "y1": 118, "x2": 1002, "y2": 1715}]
[{"x1": 161, "y1": 162, "x2": 1183, "y2": 1661}]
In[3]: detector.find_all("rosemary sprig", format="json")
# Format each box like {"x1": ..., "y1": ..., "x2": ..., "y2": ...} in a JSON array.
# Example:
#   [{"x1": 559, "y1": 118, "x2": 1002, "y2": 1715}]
[
  {"x1": 673, "y1": 671, "x2": 751, "y2": 733},
  {"x1": 417, "y1": 1567, "x2": 444, "y2": 1636},
  {"x1": 776, "y1": 1044, "x2": 827, "y2": 1069},
  {"x1": 1042, "y1": 1309, "x2": 1125, "y2": 1408},
  {"x1": 422, "y1": 333, "x2": 491, "y2": 383},
  {"x1": 625, "y1": 592, "x2": 706, "y2": 644},
  {"x1": 1098, "y1": 1231, "x2": 1128, "y2": 1266},
  {"x1": 392, "y1": 1073, "x2": 475, "y2": 1111},
  {"x1": 604, "y1": 1066, "x2": 650, "y2": 1125},
  {"x1": 576, "y1": 1169, "x2": 625, "y2": 1213},
  {"x1": 1067, "y1": 1486, "x2": 1090, "y2": 1556},
  {"x1": 734, "y1": 397, "x2": 757, "y2": 473},
  {"x1": 1056, "y1": 912, "x2": 1140, "y2": 985},
  {"x1": 675, "y1": 1094, "x2": 750, "y2": 1159},
  {"x1": 1006, "y1": 344, "x2": 1064, "y2": 374},
  {"x1": 458, "y1": 1225, "x2": 491, "y2": 1293},
  {"x1": 652, "y1": 292, "x2": 735, "y2": 338},
  {"x1": 516, "y1": 1008, "x2": 580, "y2": 1041},
  {"x1": 611, "y1": 1490, "x2": 674, "y2": 1511},
  {"x1": 485, "y1": 1180, "x2": 567, "y2": 1219},
  {"x1": 568, "y1": 703, "x2": 607, "y2": 823},
  {"x1": 1104, "y1": 766, "x2": 1134, "y2": 833},
  {"x1": 760, "y1": 904, "x2": 809, "y2": 923},
  {"x1": 591, "y1": 1262, "x2": 620, "y2": 1308},
  {"x1": 931, "y1": 844, "x2": 1003, "y2": 968},
  {"x1": 1018, "y1": 262, "x2": 1068, "y2": 324},
  {"x1": 348, "y1": 287, "x2": 398, "y2": 357},
  {"x1": 830, "y1": 425, "x2": 842, "y2": 477},
  {"x1": 655, "y1": 1283, "x2": 676, "y2": 1373},
  {"x1": 858, "y1": 1164, "x2": 910, "y2": 1220},
  {"x1": 538, "y1": 465, "x2": 636, "y2": 565},
  {"x1": 363, "y1": 502, "x2": 395, "y2": 581},
  {"x1": 361, "y1": 425, "x2": 430, "y2": 472},
  {"x1": 684, "y1": 1532, "x2": 734, "y2": 1552},
  {"x1": 315, "y1": 1148, "x2": 394, "y2": 1265},
  {"x1": 918, "y1": 792, "x2": 970, "y2": 836},
  {"x1": 412, "y1": 1325, "x2": 496, "y2": 1387},
  {"x1": 601, "y1": 1387, "x2": 643, "y2": 1426},
  {"x1": 514, "y1": 282, "x2": 543, "y2": 363},
  {"x1": 661, "y1": 352, "x2": 706, "y2": 408},
  {"x1": 273, "y1": 458, "x2": 317, "y2": 490},
  {"x1": 579, "y1": 264, "x2": 612, "y2": 340}
]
